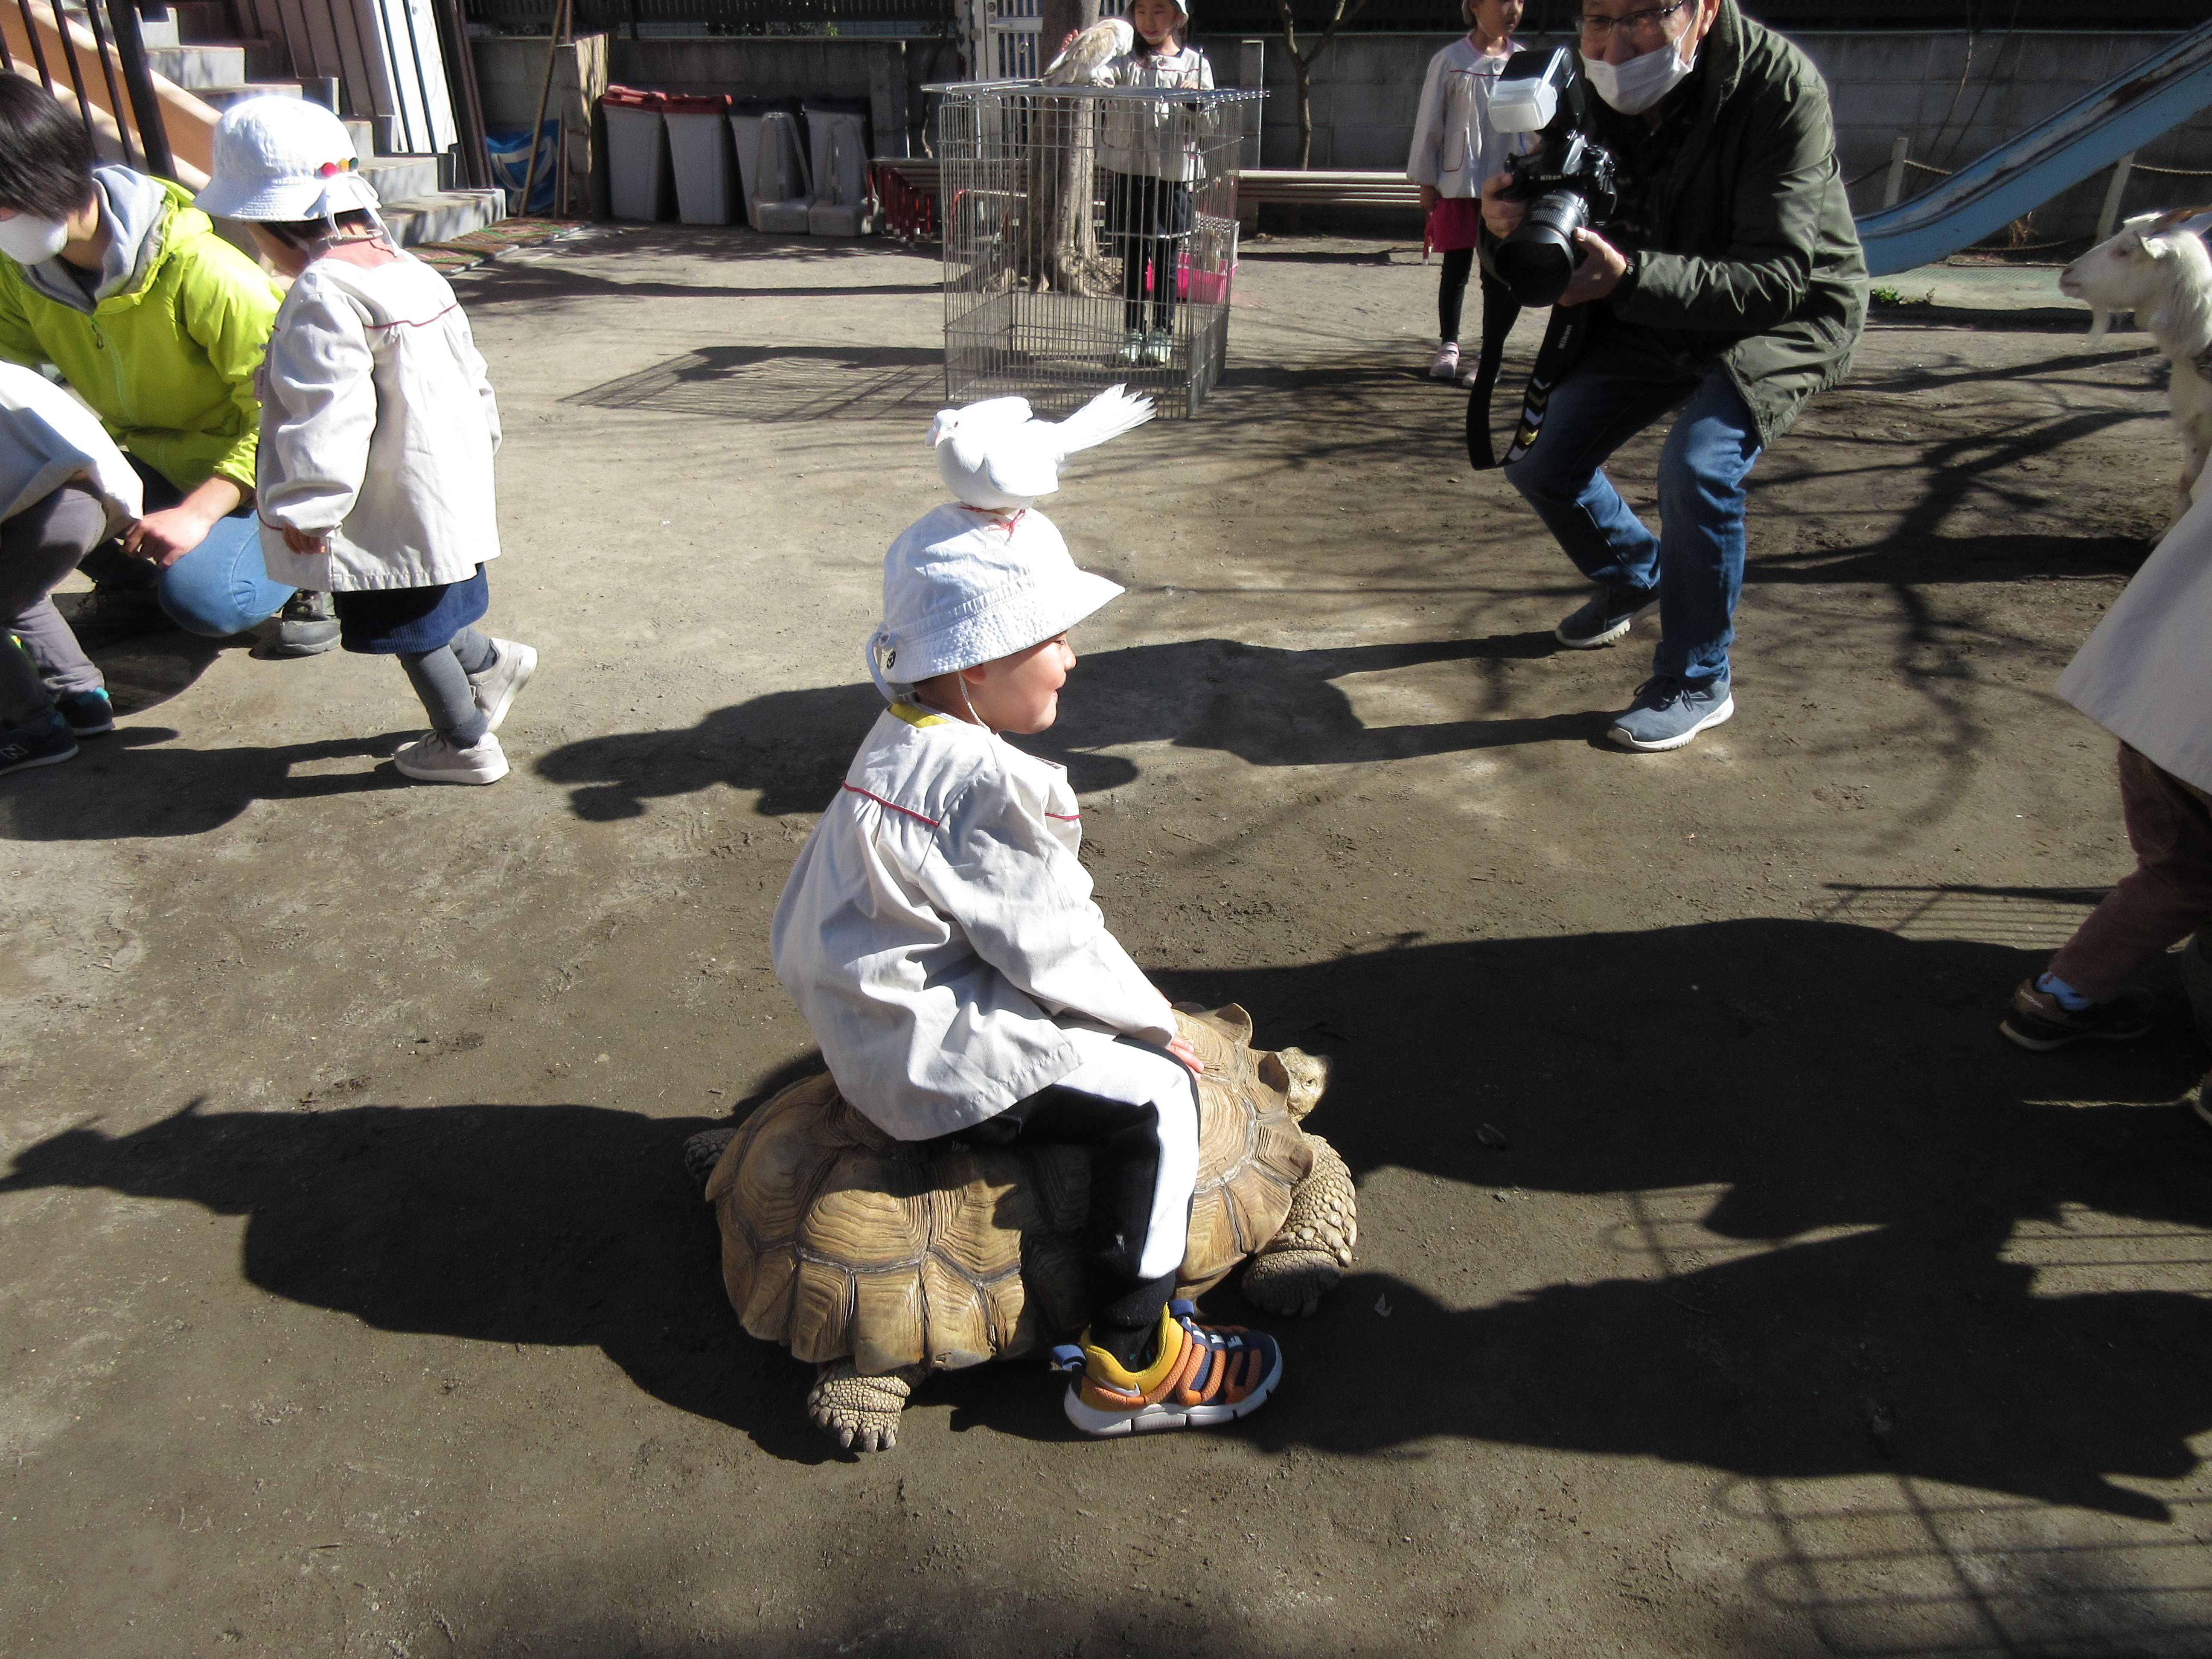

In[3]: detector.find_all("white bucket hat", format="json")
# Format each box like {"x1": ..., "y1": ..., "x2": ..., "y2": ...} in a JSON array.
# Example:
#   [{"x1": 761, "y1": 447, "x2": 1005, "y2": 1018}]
[
  {"x1": 195, "y1": 96, "x2": 381, "y2": 222},
  {"x1": 866, "y1": 515, "x2": 1123, "y2": 699}
]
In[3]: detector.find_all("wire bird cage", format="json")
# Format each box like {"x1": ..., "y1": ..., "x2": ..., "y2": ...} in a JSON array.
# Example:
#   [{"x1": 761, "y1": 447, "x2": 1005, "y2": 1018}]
[{"x1": 930, "y1": 81, "x2": 1264, "y2": 419}]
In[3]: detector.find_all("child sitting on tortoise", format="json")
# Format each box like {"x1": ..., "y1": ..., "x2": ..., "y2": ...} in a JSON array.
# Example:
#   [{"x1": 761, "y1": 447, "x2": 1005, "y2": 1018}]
[{"x1": 771, "y1": 388, "x2": 1281, "y2": 1438}]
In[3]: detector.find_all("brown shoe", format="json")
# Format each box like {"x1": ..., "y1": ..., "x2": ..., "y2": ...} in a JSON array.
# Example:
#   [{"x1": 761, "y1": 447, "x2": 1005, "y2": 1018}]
[
  {"x1": 2000, "y1": 979, "x2": 2156, "y2": 1051},
  {"x1": 63, "y1": 584, "x2": 168, "y2": 650}
]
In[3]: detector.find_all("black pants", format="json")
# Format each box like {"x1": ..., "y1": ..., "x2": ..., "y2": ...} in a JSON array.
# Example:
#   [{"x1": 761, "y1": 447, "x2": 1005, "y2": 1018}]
[
  {"x1": 1105, "y1": 173, "x2": 1193, "y2": 335},
  {"x1": 1439, "y1": 249, "x2": 1520, "y2": 395},
  {"x1": 944, "y1": 1041, "x2": 1198, "y2": 1361}
]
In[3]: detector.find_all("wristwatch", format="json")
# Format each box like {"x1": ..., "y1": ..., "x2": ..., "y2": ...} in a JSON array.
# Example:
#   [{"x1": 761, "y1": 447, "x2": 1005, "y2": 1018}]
[{"x1": 1618, "y1": 248, "x2": 1641, "y2": 292}]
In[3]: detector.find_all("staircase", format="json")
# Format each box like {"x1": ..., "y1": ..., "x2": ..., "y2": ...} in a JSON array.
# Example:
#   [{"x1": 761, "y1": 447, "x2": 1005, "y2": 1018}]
[{"x1": 128, "y1": 0, "x2": 501, "y2": 248}]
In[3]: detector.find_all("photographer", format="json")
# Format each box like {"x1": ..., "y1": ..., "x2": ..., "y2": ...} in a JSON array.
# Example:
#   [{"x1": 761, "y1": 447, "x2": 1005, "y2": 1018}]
[{"x1": 1479, "y1": 0, "x2": 1864, "y2": 752}]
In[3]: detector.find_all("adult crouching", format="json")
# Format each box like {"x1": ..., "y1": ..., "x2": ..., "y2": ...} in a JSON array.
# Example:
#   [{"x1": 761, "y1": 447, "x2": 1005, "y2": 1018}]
[
  {"x1": 1481, "y1": 0, "x2": 1865, "y2": 752},
  {"x1": 0, "y1": 79, "x2": 336, "y2": 655}
]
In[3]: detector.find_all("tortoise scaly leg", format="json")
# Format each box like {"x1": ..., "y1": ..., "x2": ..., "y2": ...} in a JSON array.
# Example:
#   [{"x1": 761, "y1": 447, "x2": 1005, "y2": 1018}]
[
  {"x1": 1240, "y1": 1132, "x2": 1358, "y2": 1318},
  {"x1": 681, "y1": 1126, "x2": 739, "y2": 1192},
  {"x1": 808, "y1": 1362, "x2": 929, "y2": 1452}
]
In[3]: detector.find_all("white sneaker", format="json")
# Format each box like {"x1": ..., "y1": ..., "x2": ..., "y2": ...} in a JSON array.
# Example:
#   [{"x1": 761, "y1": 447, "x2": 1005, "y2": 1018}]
[
  {"x1": 394, "y1": 730, "x2": 509, "y2": 785},
  {"x1": 468, "y1": 637, "x2": 538, "y2": 733},
  {"x1": 1141, "y1": 327, "x2": 1173, "y2": 366},
  {"x1": 1429, "y1": 342, "x2": 1461, "y2": 379},
  {"x1": 1115, "y1": 329, "x2": 1145, "y2": 365}
]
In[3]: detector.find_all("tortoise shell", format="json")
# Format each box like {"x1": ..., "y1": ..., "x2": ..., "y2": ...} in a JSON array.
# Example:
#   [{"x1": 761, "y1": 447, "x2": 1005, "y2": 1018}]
[{"x1": 704, "y1": 1005, "x2": 1317, "y2": 1375}]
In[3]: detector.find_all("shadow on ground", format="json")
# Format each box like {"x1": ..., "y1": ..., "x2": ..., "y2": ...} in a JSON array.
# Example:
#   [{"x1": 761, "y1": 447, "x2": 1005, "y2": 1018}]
[
  {"x1": 8, "y1": 919, "x2": 2208, "y2": 1513},
  {"x1": 0, "y1": 726, "x2": 418, "y2": 838},
  {"x1": 532, "y1": 634, "x2": 1596, "y2": 820}
]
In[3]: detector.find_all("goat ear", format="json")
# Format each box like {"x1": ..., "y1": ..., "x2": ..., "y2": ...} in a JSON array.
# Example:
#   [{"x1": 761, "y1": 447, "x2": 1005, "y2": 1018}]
[{"x1": 2141, "y1": 233, "x2": 2176, "y2": 259}]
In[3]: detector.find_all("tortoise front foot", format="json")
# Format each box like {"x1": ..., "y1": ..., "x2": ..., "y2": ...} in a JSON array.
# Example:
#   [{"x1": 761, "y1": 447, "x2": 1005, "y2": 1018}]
[
  {"x1": 807, "y1": 1362, "x2": 927, "y2": 1452},
  {"x1": 1242, "y1": 1132, "x2": 1358, "y2": 1318}
]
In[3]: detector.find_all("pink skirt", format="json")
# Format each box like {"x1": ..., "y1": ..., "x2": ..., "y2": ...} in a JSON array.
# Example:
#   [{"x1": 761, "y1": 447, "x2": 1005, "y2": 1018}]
[{"x1": 1426, "y1": 195, "x2": 1483, "y2": 253}]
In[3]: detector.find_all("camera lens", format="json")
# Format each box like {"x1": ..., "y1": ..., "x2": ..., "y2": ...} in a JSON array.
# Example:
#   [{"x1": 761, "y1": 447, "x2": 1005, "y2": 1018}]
[{"x1": 1496, "y1": 189, "x2": 1590, "y2": 308}]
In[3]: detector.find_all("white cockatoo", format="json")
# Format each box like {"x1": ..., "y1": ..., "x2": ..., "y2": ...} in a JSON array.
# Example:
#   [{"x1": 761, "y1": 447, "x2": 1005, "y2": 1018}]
[
  {"x1": 1043, "y1": 15, "x2": 1132, "y2": 84},
  {"x1": 928, "y1": 385, "x2": 1155, "y2": 509}
]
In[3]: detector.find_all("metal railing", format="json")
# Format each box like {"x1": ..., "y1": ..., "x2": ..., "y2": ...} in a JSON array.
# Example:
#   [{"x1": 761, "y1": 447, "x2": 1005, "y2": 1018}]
[
  {"x1": 462, "y1": 0, "x2": 954, "y2": 36},
  {"x1": 2, "y1": 0, "x2": 173, "y2": 178}
]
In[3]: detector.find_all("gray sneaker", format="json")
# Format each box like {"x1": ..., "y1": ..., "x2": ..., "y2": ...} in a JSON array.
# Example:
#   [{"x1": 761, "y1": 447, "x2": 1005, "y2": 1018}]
[
  {"x1": 1608, "y1": 672, "x2": 1734, "y2": 752},
  {"x1": 1555, "y1": 588, "x2": 1659, "y2": 649},
  {"x1": 274, "y1": 589, "x2": 341, "y2": 656},
  {"x1": 64, "y1": 583, "x2": 167, "y2": 650},
  {"x1": 1141, "y1": 327, "x2": 1173, "y2": 366},
  {"x1": 467, "y1": 637, "x2": 538, "y2": 733}
]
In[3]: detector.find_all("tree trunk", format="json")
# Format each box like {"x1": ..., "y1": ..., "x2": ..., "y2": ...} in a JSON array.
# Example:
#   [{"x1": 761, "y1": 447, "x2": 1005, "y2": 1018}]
[
  {"x1": 1025, "y1": 0, "x2": 1105, "y2": 295},
  {"x1": 1293, "y1": 54, "x2": 1314, "y2": 170}
]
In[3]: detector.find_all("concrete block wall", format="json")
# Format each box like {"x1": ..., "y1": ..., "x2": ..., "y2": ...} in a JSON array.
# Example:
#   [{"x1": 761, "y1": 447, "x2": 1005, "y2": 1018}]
[
  {"x1": 475, "y1": 32, "x2": 612, "y2": 216},
  {"x1": 1211, "y1": 27, "x2": 2212, "y2": 242}
]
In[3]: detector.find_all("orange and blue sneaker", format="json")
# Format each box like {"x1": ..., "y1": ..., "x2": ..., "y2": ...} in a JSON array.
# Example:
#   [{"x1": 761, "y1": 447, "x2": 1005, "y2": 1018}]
[{"x1": 1051, "y1": 1298, "x2": 1282, "y2": 1438}]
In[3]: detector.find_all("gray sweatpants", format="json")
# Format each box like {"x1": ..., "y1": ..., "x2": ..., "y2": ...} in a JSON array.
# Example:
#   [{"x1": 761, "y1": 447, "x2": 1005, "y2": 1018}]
[
  {"x1": 1, "y1": 485, "x2": 110, "y2": 729},
  {"x1": 401, "y1": 626, "x2": 497, "y2": 746}
]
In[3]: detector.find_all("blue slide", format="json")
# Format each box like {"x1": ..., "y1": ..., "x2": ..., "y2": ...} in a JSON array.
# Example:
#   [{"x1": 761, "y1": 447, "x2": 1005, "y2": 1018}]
[{"x1": 1854, "y1": 20, "x2": 2212, "y2": 277}]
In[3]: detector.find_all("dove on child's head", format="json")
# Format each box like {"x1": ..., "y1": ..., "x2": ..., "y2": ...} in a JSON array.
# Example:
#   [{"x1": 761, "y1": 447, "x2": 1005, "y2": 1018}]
[{"x1": 926, "y1": 385, "x2": 1158, "y2": 511}]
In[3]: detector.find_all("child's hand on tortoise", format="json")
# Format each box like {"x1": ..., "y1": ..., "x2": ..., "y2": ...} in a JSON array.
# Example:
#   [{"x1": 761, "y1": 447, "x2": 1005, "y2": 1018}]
[
  {"x1": 279, "y1": 524, "x2": 329, "y2": 555},
  {"x1": 1167, "y1": 1036, "x2": 1205, "y2": 1075}
]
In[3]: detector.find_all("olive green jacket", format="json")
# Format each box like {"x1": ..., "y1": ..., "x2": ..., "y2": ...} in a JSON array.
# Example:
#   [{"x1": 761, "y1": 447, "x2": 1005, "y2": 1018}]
[
  {"x1": 0, "y1": 174, "x2": 280, "y2": 494},
  {"x1": 1592, "y1": 0, "x2": 1866, "y2": 446}
]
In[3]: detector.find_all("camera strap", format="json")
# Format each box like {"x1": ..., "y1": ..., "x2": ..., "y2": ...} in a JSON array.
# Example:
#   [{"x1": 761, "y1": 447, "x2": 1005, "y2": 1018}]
[{"x1": 1473, "y1": 302, "x2": 1600, "y2": 472}]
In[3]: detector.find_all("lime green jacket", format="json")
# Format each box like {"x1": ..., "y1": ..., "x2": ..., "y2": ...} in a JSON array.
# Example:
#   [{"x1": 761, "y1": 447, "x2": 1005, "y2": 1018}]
[{"x1": 0, "y1": 176, "x2": 280, "y2": 494}]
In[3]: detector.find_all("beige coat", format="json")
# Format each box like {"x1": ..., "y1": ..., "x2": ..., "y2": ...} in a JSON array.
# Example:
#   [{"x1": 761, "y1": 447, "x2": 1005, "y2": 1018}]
[
  {"x1": 254, "y1": 240, "x2": 501, "y2": 593},
  {"x1": 772, "y1": 701, "x2": 1176, "y2": 1141}
]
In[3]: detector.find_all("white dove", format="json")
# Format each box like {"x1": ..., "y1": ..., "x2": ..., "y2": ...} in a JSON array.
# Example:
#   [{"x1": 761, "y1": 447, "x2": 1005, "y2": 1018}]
[
  {"x1": 928, "y1": 385, "x2": 1155, "y2": 509},
  {"x1": 1043, "y1": 15, "x2": 1132, "y2": 84}
]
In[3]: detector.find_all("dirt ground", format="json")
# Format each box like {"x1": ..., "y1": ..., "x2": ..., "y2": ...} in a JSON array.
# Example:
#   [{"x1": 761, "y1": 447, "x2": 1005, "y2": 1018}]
[{"x1": 4, "y1": 226, "x2": 2211, "y2": 1659}]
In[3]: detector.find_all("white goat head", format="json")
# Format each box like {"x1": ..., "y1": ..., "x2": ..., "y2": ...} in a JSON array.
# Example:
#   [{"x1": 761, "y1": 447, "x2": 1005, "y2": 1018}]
[
  {"x1": 2061, "y1": 207, "x2": 2212, "y2": 341},
  {"x1": 2061, "y1": 206, "x2": 2212, "y2": 536}
]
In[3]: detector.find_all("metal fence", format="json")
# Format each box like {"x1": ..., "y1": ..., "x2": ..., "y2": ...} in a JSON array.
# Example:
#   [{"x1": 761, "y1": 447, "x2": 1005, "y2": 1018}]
[
  {"x1": 3, "y1": 0, "x2": 172, "y2": 177},
  {"x1": 462, "y1": 0, "x2": 953, "y2": 35},
  {"x1": 934, "y1": 81, "x2": 1262, "y2": 419}
]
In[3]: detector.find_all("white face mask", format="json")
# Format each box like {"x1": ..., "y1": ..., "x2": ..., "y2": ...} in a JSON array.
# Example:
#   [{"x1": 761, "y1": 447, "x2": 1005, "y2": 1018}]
[
  {"x1": 0, "y1": 211, "x2": 70, "y2": 265},
  {"x1": 1581, "y1": 35, "x2": 1697, "y2": 116}
]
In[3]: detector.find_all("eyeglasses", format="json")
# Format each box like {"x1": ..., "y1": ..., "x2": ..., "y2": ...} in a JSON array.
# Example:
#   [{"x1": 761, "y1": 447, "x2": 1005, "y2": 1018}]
[{"x1": 1579, "y1": 0, "x2": 1688, "y2": 41}]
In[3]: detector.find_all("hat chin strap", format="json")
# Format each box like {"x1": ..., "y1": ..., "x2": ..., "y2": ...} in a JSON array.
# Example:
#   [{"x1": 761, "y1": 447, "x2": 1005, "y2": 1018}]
[
  {"x1": 864, "y1": 623, "x2": 903, "y2": 701},
  {"x1": 956, "y1": 672, "x2": 997, "y2": 736}
]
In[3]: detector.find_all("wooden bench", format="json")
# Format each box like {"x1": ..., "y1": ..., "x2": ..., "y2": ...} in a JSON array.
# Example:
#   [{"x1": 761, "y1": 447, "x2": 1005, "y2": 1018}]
[
  {"x1": 869, "y1": 159, "x2": 1423, "y2": 241},
  {"x1": 1233, "y1": 169, "x2": 1423, "y2": 210}
]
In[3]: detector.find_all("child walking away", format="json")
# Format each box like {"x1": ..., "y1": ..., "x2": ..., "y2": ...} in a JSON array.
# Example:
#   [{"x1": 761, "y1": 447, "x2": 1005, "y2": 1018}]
[
  {"x1": 2000, "y1": 490, "x2": 2212, "y2": 1068},
  {"x1": 1093, "y1": 0, "x2": 1213, "y2": 368},
  {"x1": 774, "y1": 386, "x2": 1284, "y2": 1437},
  {"x1": 0, "y1": 361, "x2": 143, "y2": 774},
  {"x1": 195, "y1": 97, "x2": 535, "y2": 785},
  {"x1": 1406, "y1": 0, "x2": 1525, "y2": 399}
]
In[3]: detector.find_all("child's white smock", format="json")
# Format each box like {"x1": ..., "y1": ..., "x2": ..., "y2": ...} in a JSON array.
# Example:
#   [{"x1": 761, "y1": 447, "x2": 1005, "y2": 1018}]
[
  {"x1": 772, "y1": 699, "x2": 1177, "y2": 1143},
  {"x1": 1405, "y1": 36, "x2": 1525, "y2": 198},
  {"x1": 0, "y1": 361, "x2": 142, "y2": 531},
  {"x1": 254, "y1": 241, "x2": 501, "y2": 593},
  {"x1": 2056, "y1": 486, "x2": 2212, "y2": 795},
  {"x1": 1094, "y1": 45, "x2": 1217, "y2": 184}
]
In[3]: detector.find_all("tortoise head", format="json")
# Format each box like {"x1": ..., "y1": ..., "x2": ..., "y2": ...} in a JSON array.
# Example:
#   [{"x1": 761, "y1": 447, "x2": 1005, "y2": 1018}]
[{"x1": 1256, "y1": 1046, "x2": 1331, "y2": 1121}]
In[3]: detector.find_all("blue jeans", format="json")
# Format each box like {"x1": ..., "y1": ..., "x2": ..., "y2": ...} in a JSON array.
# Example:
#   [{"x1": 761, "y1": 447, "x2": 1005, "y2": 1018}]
[
  {"x1": 1503, "y1": 321, "x2": 1764, "y2": 683},
  {"x1": 78, "y1": 456, "x2": 293, "y2": 638}
]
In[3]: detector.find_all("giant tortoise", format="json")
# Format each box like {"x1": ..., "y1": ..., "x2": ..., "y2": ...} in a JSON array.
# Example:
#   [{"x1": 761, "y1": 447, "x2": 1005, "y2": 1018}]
[{"x1": 684, "y1": 1004, "x2": 1357, "y2": 1449}]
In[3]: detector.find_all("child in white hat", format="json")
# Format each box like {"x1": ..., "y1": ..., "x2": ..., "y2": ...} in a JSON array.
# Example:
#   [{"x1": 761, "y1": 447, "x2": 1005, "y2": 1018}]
[
  {"x1": 195, "y1": 96, "x2": 536, "y2": 784},
  {"x1": 771, "y1": 401, "x2": 1282, "y2": 1438}
]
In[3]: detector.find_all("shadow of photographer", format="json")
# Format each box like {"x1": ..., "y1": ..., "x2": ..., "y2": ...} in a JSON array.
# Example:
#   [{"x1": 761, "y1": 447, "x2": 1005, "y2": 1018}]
[
  {"x1": 533, "y1": 632, "x2": 1590, "y2": 821},
  {"x1": 7, "y1": 917, "x2": 2208, "y2": 1505}
]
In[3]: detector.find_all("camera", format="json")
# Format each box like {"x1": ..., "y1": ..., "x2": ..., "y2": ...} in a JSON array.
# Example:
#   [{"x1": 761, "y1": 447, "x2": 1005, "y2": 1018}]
[{"x1": 1488, "y1": 46, "x2": 1619, "y2": 308}]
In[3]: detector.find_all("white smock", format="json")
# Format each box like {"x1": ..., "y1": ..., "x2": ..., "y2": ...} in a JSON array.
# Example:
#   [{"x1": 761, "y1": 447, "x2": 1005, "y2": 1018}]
[
  {"x1": 1094, "y1": 45, "x2": 1217, "y2": 184},
  {"x1": 0, "y1": 361, "x2": 142, "y2": 532},
  {"x1": 772, "y1": 700, "x2": 1177, "y2": 1142},
  {"x1": 1404, "y1": 35, "x2": 1527, "y2": 198},
  {"x1": 253, "y1": 240, "x2": 501, "y2": 593},
  {"x1": 2055, "y1": 487, "x2": 2212, "y2": 794}
]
